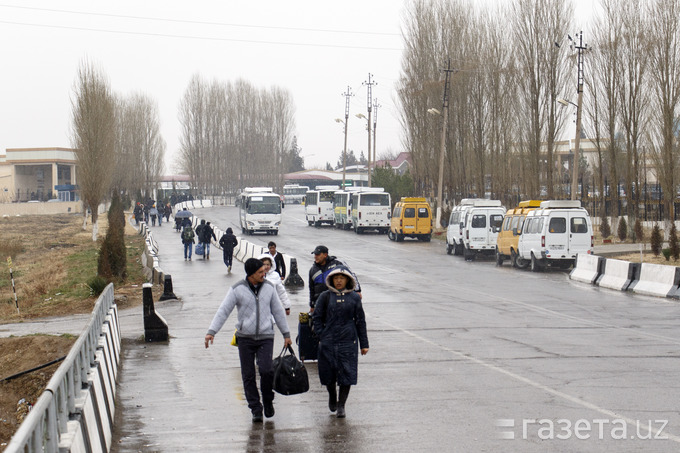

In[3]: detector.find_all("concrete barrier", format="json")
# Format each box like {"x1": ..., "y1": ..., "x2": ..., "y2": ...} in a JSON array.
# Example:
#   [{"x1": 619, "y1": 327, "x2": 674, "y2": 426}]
[
  {"x1": 569, "y1": 253, "x2": 604, "y2": 285},
  {"x1": 628, "y1": 263, "x2": 680, "y2": 298},
  {"x1": 596, "y1": 258, "x2": 639, "y2": 291}
]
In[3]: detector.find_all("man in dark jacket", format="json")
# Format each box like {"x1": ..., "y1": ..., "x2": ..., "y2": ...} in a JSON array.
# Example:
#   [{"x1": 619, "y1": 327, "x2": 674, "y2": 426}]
[
  {"x1": 308, "y1": 245, "x2": 361, "y2": 310},
  {"x1": 267, "y1": 241, "x2": 286, "y2": 280},
  {"x1": 200, "y1": 221, "x2": 217, "y2": 259},
  {"x1": 219, "y1": 227, "x2": 239, "y2": 272}
]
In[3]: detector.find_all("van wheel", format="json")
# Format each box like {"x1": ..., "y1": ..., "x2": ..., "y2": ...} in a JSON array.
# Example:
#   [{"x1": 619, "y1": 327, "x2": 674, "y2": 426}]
[
  {"x1": 314, "y1": 221, "x2": 321, "y2": 228},
  {"x1": 495, "y1": 248, "x2": 504, "y2": 266},
  {"x1": 453, "y1": 243, "x2": 462, "y2": 256},
  {"x1": 396, "y1": 233, "x2": 404, "y2": 242},
  {"x1": 355, "y1": 227, "x2": 362, "y2": 234},
  {"x1": 423, "y1": 235, "x2": 431, "y2": 242},
  {"x1": 308, "y1": 221, "x2": 313, "y2": 226},
  {"x1": 530, "y1": 253, "x2": 543, "y2": 272},
  {"x1": 464, "y1": 246, "x2": 475, "y2": 261},
  {"x1": 446, "y1": 243, "x2": 453, "y2": 255}
]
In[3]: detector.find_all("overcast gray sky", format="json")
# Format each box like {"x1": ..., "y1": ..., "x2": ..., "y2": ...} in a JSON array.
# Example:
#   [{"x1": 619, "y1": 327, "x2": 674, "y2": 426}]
[{"x1": 0, "y1": 0, "x2": 595, "y2": 173}]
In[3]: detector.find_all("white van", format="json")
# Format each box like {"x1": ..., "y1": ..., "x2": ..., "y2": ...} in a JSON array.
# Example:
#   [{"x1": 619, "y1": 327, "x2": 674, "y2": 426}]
[
  {"x1": 350, "y1": 188, "x2": 391, "y2": 234},
  {"x1": 446, "y1": 199, "x2": 480, "y2": 255},
  {"x1": 517, "y1": 200, "x2": 593, "y2": 271},
  {"x1": 305, "y1": 185, "x2": 339, "y2": 227},
  {"x1": 459, "y1": 200, "x2": 505, "y2": 260},
  {"x1": 238, "y1": 187, "x2": 283, "y2": 235}
]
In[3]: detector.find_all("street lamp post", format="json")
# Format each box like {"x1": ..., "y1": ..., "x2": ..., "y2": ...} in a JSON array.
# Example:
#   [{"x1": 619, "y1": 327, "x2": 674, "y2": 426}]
[
  {"x1": 356, "y1": 113, "x2": 369, "y2": 186},
  {"x1": 335, "y1": 118, "x2": 348, "y2": 188},
  {"x1": 562, "y1": 31, "x2": 587, "y2": 201}
]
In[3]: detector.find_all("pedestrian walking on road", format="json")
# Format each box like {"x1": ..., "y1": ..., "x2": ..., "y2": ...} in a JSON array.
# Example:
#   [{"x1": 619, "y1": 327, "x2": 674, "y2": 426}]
[
  {"x1": 309, "y1": 245, "x2": 361, "y2": 311},
  {"x1": 258, "y1": 254, "x2": 291, "y2": 316},
  {"x1": 219, "y1": 227, "x2": 238, "y2": 273},
  {"x1": 182, "y1": 225, "x2": 195, "y2": 260},
  {"x1": 204, "y1": 258, "x2": 293, "y2": 423},
  {"x1": 312, "y1": 266, "x2": 369, "y2": 418},
  {"x1": 267, "y1": 241, "x2": 286, "y2": 280},
  {"x1": 201, "y1": 221, "x2": 217, "y2": 259}
]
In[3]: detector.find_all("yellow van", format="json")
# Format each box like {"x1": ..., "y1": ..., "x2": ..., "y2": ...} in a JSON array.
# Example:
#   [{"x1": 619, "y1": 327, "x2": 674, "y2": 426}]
[
  {"x1": 388, "y1": 197, "x2": 432, "y2": 242},
  {"x1": 495, "y1": 200, "x2": 542, "y2": 268}
]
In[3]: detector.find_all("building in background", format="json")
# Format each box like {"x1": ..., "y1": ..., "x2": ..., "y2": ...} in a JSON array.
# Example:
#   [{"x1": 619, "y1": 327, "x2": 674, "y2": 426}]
[{"x1": 0, "y1": 147, "x2": 78, "y2": 203}]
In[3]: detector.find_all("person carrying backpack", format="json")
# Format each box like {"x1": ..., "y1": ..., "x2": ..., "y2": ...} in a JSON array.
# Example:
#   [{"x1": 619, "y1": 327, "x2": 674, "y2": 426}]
[
  {"x1": 182, "y1": 225, "x2": 195, "y2": 261},
  {"x1": 201, "y1": 221, "x2": 217, "y2": 259}
]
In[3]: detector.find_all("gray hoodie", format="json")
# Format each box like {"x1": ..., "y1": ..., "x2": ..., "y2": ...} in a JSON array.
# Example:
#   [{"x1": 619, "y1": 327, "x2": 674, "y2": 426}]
[{"x1": 207, "y1": 280, "x2": 291, "y2": 340}]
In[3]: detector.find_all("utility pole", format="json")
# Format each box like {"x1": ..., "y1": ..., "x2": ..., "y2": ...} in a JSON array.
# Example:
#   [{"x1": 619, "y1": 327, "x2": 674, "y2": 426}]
[
  {"x1": 436, "y1": 59, "x2": 455, "y2": 228},
  {"x1": 341, "y1": 86, "x2": 353, "y2": 189},
  {"x1": 373, "y1": 98, "x2": 380, "y2": 172},
  {"x1": 570, "y1": 31, "x2": 587, "y2": 201},
  {"x1": 363, "y1": 74, "x2": 376, "y2": 186}
]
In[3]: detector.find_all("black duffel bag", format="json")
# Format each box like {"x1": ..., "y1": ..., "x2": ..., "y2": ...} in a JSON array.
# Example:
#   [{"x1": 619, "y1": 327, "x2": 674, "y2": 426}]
[{"x1": 272, "y1": 345, "x2": 309, "y2": 395}]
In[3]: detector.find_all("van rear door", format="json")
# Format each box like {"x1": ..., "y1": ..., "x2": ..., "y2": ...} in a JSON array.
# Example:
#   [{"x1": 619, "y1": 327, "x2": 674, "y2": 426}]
[
  {"x1": 544, "y1": 214, "x2": 569, "y2": 258},
  {"x1": 416, "y1": 204, "x2": 431, "y2": 234},
  {"x1": 568, "y1": 211, "x2": 591, "y2": 256}
]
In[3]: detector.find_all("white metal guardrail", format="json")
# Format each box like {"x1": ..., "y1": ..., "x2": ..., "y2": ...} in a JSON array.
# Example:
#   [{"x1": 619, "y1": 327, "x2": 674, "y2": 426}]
[{"x1": 5, "y1": 283, "x2": 119, "y2": 453}]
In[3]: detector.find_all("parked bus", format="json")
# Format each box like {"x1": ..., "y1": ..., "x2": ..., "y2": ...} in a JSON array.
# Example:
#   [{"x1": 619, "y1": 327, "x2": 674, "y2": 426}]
[
  {"x1": 282, "y1": 184, "x2": 309, "y2": 204},
  {"x1": 305, "y1": 185, "x2": 339, "y2": 227},
  {"x1": 350, "y1": 188, "x2": 391, "y2": 234},
  {"x1": 238, "y1": 187, "x2": 283, "y2": 235}
]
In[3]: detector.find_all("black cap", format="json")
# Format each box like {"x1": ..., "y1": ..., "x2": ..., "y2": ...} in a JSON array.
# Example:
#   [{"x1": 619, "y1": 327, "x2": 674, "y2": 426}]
[
  {"x1": 312, "y1": 245, "x2": 329, "y2": 255},
  {"x1": 244, "y1": 258, "x2": 264, "y2": 277}
]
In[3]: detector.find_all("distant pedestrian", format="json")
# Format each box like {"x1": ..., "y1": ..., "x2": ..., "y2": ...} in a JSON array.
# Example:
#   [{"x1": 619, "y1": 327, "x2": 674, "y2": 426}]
[
  {"x1": 150, "y1": 205, "x2": 159, "y2": 226},
  {"x1": 199, "y1": 221, "x2": 217, "y2": 259},
  {"x1": 258, "y1": 254, "x2": 291, "y2": 316},
  {"x1": 219, "y1": 227, "x2": 239, "y2": 273},
  {"x1": 267, "y1": 241, "x2": 286, "y2": 280},
  {"x1": 164, "y1": 203, "x2": 172, "y2": 222},
  {"x1": 182, "y1": 225, "x2": 195, "y2": 261},
  {"x1": 309, "y1": 245, "x2": 361, "y2": 311},
  {"x1": 204, "y1": 258, "x2": 292, "y2": 423},
  {"x1": 133, "y1": 202, "x2": 143, "y2": 226},
  {"x1": 312, "y1": 266, "x2": 369, "y2": 418}
]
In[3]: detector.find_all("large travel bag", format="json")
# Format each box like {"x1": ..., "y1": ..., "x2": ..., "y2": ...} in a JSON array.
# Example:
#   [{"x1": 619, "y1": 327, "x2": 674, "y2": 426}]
[{"x1": 296, "y1": 312, "x2": 318, "y2": 361}]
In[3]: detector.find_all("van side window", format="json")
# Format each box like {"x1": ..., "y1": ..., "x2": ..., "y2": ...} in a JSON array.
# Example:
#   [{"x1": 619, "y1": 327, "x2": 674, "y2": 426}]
[
  {"x1": 491, "y1": 215, "x2": 503, "y2": 230},
  {"x1": 524, "y1": 218, "x2": 534, "y2": 234},
  {"x1": 471, "y1": 214, "x2": 486, "y2": 228},
  {"x1": 404, "y1": 207, "x2": 415, "y2": 218},
  {"x1": 393, "y1": 207, "x2": 401, "y2": 218},
  {"x1": 503, "y1": 216, "x2": 512, "y2": 231},
  {"x1": 537, "y1": 218, "x2": 545, "y2": 233},
  {"x1": 549, "y1": 217, "x2": 566, "y2": 234},
  {"x1": 418, "y1": 208, "x2": 429, "y2": 218},
  {"x1": 571, "y1": 217, "x2": 588, "y2": 233},
  {"x1": 510, "y1": 215, "x2": 519, "y2": 231}
]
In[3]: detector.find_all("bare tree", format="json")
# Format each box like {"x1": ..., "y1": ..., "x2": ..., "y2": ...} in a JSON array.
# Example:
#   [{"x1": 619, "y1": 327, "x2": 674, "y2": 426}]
[
  {"x1": 70, "y1": 59, "x2": 115, "y2": 241},
  {"x1": 648, "y1": 0, "x2": 680, "y2": 222}
]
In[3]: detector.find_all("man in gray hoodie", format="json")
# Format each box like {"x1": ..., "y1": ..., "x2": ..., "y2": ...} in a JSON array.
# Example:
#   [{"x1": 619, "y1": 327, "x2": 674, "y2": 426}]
[{"x1": 205, "y1": 258, "x2": 292, "y2": 422}]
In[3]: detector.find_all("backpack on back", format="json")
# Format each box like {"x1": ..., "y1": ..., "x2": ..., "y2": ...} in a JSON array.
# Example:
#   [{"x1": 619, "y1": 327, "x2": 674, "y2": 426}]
[{"x1": 182, "y1": 226, "x2": 194, "y2": 242}]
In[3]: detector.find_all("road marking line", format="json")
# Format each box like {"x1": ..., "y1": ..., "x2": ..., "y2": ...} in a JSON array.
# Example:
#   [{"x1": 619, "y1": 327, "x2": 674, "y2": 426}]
[{"x1": 380, "y1": 318, "x2": 680, "y2": 443}]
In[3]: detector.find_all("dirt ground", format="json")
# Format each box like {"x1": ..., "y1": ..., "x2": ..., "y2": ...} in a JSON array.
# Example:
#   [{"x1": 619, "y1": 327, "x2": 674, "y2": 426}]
[{"x1": 0, "y1": 213, "x2": 156, "y2": 450}]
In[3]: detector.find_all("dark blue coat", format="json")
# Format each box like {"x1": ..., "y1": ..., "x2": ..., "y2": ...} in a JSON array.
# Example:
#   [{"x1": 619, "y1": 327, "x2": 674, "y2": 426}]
[{"x1": 312, "y1": 267, "x2": 368, "y2": 386}]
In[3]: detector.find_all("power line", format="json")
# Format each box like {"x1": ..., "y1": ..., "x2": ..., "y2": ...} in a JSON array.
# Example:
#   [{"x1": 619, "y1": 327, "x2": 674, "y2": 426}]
[
  {"x1": 0, "y1": 19, "x2": 403, "y2": 51},
  {"x1": 0, "y1": 4, "x2": 401, "y2": 37}
]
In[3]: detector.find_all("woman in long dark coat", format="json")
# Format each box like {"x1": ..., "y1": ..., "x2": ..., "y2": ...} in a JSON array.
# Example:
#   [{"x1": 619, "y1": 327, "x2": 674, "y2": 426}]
[{"x1": 312, "y1": 266, "x2": 369, "y2": 418}]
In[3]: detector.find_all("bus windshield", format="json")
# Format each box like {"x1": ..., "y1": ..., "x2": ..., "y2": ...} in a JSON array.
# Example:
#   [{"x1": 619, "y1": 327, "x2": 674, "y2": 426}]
[
  {"x1": 246, "y1": 196, "x2": 281, "y2": 214},
  {"x1": 360, "y1": 193, "x2": 390, "y2": 206}
]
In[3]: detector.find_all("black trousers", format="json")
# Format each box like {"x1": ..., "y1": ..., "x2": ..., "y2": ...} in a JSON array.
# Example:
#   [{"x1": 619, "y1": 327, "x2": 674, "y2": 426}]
[{"x1": 237, "y1": 337, "x2": 274, "y2": 414}]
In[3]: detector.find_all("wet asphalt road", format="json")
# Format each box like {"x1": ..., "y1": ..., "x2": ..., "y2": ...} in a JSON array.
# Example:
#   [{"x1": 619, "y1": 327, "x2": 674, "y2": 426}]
[{"x1": 111, "y1": 204, "x2": 680, "y2": 452}]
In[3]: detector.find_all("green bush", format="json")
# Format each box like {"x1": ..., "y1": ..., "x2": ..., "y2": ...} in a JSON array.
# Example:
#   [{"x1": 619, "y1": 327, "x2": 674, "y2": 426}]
[
  {"x1": 651, "y1": 224, "x2": 662, "y2": 256},
  {"x1": 670, "y1": 223, "x2": 679, "y2": 261},
  {"x1": 617, "y1": 217, "x2": 628, "y2": 241},
  {"x1": 634, "y1": 219, "x2": 643, "y2": 243},
  {"x1": 662, "y1": 248, "x2": 671, "y2": 261},
  {"x1": 88, "y1": 275, "x2": 108, "y2": 296},
  {"x1": 600, "y1": 217, "x2": 611, "y2": 239},
  {"x1": 98, "y1": 192, "x2": 127, "y2": 281}
]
